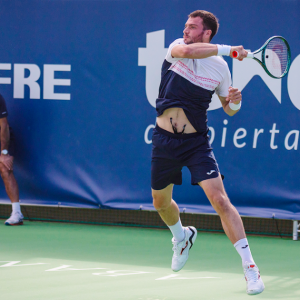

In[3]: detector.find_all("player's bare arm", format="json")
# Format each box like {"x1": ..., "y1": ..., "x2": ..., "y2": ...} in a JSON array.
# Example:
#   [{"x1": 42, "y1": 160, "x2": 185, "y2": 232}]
[
  {"x1": 172, "y1": 43, "x2": 218, "y2": 59},
  {"x1": 0, "y1": 117, "x2": 13, "y2": 170},
  {"x1": 0, "y1": 117, "x2": 10, "y2": 150},
  {"x1": 172, "y1": 43, "x2": 248, "y2": 60},
  {"x1": 218, "y1": 87, "x2": 242, "y2": 116}
]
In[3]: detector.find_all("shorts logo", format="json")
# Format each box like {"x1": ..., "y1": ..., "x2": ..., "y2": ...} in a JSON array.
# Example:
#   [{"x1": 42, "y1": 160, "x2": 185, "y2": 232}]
[{"x1": 207, "y1": 170, "x2": 216, "y2": 175}]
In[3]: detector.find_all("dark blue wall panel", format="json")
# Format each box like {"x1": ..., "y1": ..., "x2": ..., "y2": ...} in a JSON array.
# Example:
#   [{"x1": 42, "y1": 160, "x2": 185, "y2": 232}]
[{"x1": 0, "y1": 0, "x2": 299, "y2": 220}]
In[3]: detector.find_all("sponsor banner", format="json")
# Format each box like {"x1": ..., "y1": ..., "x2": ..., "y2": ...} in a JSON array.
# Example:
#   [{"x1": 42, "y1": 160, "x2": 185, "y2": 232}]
[{"x1": 0, "y1": 0, "x2": 299, "y2": 220}]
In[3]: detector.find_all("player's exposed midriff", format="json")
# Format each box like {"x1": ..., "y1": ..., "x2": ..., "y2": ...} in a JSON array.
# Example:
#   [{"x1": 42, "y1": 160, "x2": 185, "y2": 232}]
[{"x1": 156, "y1": 107, "x2": 197, "y2": 134}]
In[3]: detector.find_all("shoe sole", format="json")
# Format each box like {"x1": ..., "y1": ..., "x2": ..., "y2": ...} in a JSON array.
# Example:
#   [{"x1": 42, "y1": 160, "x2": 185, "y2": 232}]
[
  {"x1": 5, "y1": 221, "x2": 24, "y2": 226},
  {"x1": 247, "y1": 281, "x2": 265, "y2": 295},
  {"x1": 172, "y1": 226, "x2": 197, "y2": 272},
  {"x1": 247, "y1": 289, "x2": 265, "y2": 295}
]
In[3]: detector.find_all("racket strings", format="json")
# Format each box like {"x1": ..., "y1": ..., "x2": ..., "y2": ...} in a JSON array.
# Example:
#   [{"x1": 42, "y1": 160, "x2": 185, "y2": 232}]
[{"x1": 265, "y1": 38, "x2": 289, "y2": 78}]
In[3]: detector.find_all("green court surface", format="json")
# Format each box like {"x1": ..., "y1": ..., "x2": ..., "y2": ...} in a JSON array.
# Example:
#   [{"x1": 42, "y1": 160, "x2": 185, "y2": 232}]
[{"x1": 0, "y1": 221, "x2": 299, "y2": 300}]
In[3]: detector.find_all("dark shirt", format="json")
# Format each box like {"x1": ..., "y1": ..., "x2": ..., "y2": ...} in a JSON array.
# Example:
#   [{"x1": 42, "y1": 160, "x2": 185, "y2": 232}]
[
  {"x1": 0, "y1": 94, "x2": 8, "y2": 119},
  {"x1": 156, "y1": 38, "x2": 231, "y2": 140},
  {"x1": 156, "y1": 59, "x2": 214, "y2": 137}
]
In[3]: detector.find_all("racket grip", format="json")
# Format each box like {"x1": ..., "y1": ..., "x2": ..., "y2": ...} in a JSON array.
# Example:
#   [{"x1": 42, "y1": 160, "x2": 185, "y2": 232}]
[
  {"x1": 232, "y1": 51, "x2": 239, "y2": 58},
  {"x1": 232, "y1": 51, "x2": 254, "y2": 58}
]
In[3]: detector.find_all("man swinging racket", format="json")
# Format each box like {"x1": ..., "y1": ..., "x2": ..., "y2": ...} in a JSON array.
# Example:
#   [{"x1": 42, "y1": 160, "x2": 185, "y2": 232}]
[{"x1": 151, "y1": 10, "x2": 264, "y2": 295}]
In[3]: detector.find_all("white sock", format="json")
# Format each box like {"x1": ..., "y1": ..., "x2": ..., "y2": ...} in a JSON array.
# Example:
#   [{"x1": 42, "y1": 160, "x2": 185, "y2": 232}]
[
  {"x1": 234, "y1": 238, "x2": 255, "y2": 265},
  {"x1": 168, "y1": 219, "x2": 185, "y2": 242},
  {"x1": 12, "y1": 202, "x2": 21, "y2": 214}
]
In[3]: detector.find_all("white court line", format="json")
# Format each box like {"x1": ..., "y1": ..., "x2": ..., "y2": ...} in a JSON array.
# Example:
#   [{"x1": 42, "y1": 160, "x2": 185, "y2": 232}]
[
  {"x1": 46, "y1": 265, "x2": 107, "y2": 271},
  {"x1": 0, "y1": 261, "x2": 48, "y2": 267},
  {"x1": 0, "y1": 260, "x2": 222, "y2": 281},
  {"x1": 155, "y1": 274, "x2": 221, "y2": 280}
]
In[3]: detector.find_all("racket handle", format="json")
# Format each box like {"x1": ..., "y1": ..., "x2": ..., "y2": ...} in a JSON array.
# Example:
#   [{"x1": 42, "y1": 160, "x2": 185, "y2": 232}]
[
  {"x1": 232, "y1": 51, "x2": 239, "y2": 58},
  {"x1": 232, "y1": 51, "x2": 254, "y2": 58}
]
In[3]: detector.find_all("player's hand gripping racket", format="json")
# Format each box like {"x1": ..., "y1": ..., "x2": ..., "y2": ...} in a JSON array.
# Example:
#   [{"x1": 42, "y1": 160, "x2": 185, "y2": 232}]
[{"x1": 232, "y1": 36, "x2": 291, "y2": 79}]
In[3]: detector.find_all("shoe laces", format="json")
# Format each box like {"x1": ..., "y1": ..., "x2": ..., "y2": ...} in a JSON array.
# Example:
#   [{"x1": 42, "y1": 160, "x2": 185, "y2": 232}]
[
  {"x1": 11, "y1": 211, "x2": 20, "y2": 216},
  {"x1": 9, "y1": 211, "x2": 22, "y2": 219},
  {"x1": 244, "y1": 265, "x2": 259, "y2": 283},
  {"x1": 172, "y1": 239, "x2": 185, "y2": 256}
]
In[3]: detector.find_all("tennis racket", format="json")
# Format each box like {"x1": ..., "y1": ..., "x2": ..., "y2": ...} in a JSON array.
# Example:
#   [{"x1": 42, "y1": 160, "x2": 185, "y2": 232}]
[{"x1": 232, "y1": 36, "x2": 291, "y2": 79}]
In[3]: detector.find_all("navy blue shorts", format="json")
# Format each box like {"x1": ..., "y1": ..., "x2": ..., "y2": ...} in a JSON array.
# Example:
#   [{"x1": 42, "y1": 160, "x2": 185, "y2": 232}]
[{"x1": 151, "y1": 125, "x2": 221, "y2": 190}]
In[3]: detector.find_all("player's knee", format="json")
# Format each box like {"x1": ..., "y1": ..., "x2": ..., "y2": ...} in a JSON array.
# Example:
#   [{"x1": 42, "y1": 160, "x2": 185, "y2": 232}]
[
  {"x1": 0, "y1": 165, "x2": 10, "y2": 180},
  {"x1": 152, "y1": 192, "x2": 170, "y2": 211},
  {"x1": 210, "y1": 193, "x2": 231, "y2": 214}
]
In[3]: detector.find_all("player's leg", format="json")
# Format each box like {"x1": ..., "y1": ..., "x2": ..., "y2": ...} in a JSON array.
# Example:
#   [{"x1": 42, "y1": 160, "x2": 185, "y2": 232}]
[
  {"x1": 0, "y1": 163, "x2": 23, "y2": 225},
  {"x1": 199, "y1": 175, "x2": 245, "y2": 243},
  {"x1": 151, "y1": 125, "x2": 197, "y2": 271},
  {"x1": 152, "y1": 185, "x2": 197, "y2": 272},
  {"x1": 199, "y1": 175, "x2": 264, "y2": 295},
  {"x1": 151, "y1": 126, "x2": 185, "y2": 237},
  {"x1": 152, "y1": 184, "x2": 179, "y2": 227}
]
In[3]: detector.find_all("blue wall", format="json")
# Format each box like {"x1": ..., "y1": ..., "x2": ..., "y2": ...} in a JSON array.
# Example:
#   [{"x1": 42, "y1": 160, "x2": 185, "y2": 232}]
[{"x1": 0, "y1": 0, "x2": 299, "y2": 219}]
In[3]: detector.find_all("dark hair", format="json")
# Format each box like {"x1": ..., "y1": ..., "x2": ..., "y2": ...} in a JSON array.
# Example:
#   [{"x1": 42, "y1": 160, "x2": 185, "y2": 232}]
[{"x1": 188, "y1": 10, "x2": 219, "y2": 41}]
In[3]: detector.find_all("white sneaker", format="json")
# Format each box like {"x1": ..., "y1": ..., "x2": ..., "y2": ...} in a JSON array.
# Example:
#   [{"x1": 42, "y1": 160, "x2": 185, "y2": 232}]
[
  {"x1": 243, "y1": 262, "x2": 265, "y2": 295},
  {"x1": 171, "y1": 226, "x2": 197, "y2": 272},
  {"x1": 5, "y1": 212, "x2": 24, "y2": 226}
]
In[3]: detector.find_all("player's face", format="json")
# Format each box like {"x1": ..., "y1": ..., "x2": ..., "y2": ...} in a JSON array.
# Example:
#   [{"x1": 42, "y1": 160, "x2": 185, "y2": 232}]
[{"x1": 183, "y1": 17, "x2": 209, "y2": 44}]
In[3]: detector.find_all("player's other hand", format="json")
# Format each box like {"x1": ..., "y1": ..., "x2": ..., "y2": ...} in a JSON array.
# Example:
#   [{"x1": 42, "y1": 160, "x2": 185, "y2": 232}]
[
  {"x1": 0, "y1": 154, "x2": 14, "y2": 171},
  {"x1": 226, "y1": 87, "x2": 242, "y2": 104},
  {"x1": 230, "y1": 46, "x2": 248, "y2": 61}
]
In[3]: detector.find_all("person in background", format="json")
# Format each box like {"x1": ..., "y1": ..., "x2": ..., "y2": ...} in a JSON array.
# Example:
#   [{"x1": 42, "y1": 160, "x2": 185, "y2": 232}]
[{"x1": 0, "y1": 93, "x2": 23, "y2": 225}]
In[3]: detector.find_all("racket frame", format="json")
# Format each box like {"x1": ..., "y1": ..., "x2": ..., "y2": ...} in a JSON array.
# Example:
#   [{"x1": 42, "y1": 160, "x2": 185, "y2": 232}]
[{"x1": 240, "y1": 36, "x2": 291, "y2": 79}]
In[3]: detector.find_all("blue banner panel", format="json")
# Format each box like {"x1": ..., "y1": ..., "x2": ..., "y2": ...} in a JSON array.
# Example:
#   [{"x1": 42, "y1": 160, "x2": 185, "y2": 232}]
[{"x1": 0, "y1": 0, "x2": 299, "y2": 220}]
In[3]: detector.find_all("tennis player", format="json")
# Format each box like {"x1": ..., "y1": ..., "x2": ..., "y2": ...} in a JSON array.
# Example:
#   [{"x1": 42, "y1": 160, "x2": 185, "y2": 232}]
[
  {"x1": 0, "y1": 93, "x2": 23, "y2": 226},
  {"x1": 151, "y1": 10, "x2": 264, "y2": 295}
]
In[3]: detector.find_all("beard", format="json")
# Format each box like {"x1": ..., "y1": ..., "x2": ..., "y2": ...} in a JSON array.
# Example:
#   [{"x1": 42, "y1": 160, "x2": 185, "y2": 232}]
[{"x1": 185, "y1": 30, "x2": 205, "y2": 44}]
